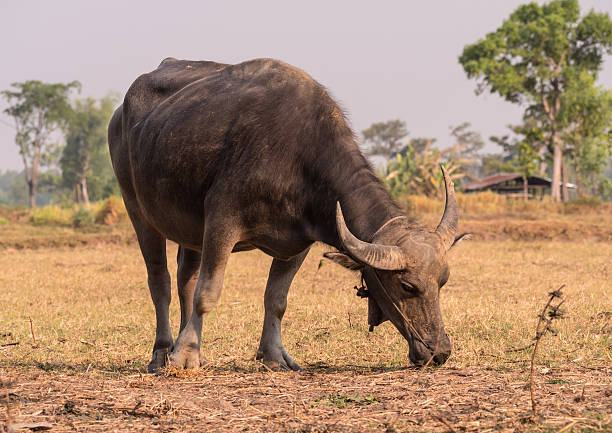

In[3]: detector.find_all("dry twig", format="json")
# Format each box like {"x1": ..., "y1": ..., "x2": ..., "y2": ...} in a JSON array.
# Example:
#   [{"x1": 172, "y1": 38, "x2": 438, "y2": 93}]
[
  {"x1": 0, "y1": 343, "x2": 19, "y2": 348},
  {"x1": 433, "y1": 414, "x2": 457, "y2": 433},
  {"x1": 529, "y1": 285, "x2": 566, "y2": 416},
  {"x1": 28, "y1": 317, "x2": 36, "y2": 345}
]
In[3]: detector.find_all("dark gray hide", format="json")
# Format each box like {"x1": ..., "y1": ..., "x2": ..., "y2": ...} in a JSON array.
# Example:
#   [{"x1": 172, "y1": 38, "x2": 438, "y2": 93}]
[{"x1": 108, "y1": 58, "x2": 460, "y2": 372}]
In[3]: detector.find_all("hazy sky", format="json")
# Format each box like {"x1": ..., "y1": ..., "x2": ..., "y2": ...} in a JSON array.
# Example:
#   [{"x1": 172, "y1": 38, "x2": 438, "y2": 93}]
[{"x1": 1, "y1": 0, "x2": 611, "y2": 171}]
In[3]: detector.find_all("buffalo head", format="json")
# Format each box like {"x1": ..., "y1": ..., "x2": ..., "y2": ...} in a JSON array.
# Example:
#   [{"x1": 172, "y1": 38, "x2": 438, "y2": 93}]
[{"x1": 325, "y1": 166, "x2": 466, "y2": 367}]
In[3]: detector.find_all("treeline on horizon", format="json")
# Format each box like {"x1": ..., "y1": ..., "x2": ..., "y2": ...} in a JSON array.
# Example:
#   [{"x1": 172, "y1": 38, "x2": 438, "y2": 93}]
[
  {"x1": 1, "y1": 83, "x2": 119, "y2": 208},
  {"x1": 1, "y1": 0, "x2": 611, "y2": 208},
  {"x1": 367, "y1": 0, "x2": 612, "y2": 202}
]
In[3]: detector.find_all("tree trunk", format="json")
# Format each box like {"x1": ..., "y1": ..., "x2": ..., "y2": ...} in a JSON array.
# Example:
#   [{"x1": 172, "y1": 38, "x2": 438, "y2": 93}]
[
  {"x1": 551, "y1": 136, "x2": 562, "y2": 202},
  {"x1": 78, "y1": 152, "x2": 90, "y2": 205},
  {"x1": 591, "y1": 173, "x2": 599, "y2": 196},
  {"x1": 561, "y1": 156, "x2": 568, "y2": 202},
  {"x1": 28, "y1": 155, "x2": 40, "y2": 208},
  {"x1": 538, "y1": 146, "x2": 548, "y2": 175},
  {"x1": 575, "y1": 165, "x2": 583, "y2": 196},
  {"x1": 79, "y1": 176, "x2": 90, "y2": 205},
  {"x1": 28, "y1": 180, "x2": 35, "y2": 208},
  {"x1": 543, "y1": 91, "x2": 562, "y2": 201}
]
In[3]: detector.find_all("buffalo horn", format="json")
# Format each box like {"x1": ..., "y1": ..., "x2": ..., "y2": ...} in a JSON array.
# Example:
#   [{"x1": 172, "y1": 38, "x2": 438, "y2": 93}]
[
  {"x1": 435, "y1": 165, "x2": 458, "y2": 250},
  {"x1": 336, "y1": 202, "x2": 406, "y2": 271}
]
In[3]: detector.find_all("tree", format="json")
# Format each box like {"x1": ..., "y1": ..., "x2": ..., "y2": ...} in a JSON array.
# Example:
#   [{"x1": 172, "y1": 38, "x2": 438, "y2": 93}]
[
  {"x1": 510, "y1": 117, "x2": 550, "y2": 175},
  {"x1": 60, "y1": 95, "x2": 117, "y2": 204},
  {"x1": 449, "y1": 122, "x2": 484, "y2": 159},
  {"x1": 383, "y1": 124, "x2": 479, "y2": 196},
  {"x1": 488, "y1": 122, "x2": 542, "y2": 199},
  {"x1": 0, "y1": 170, "x2": 28, "y2": 206},
  {"x1": 449, "y1": 122, "x2": 484, "y2": 180},
  {"x1": 408, "y1": 137, "x2": 437, "y2": 155},
  {"x1": 480, "y1": 153, "x2": 517, "y2": 176},
  {"x1": 385, "y1": 139, "x2": 470, "y2": 198},
  {"x1": 560, "y1": 71, "x2": 612, "y2": 196},
  {"x1": 84, "y1": 138, "x2": 121, "y2": 201},
  {"x1": 362, "y1": 119, "x2": 409, "y2": 159},
  {"x1": 459, "y1": 0, "x2": 612, "y2": 201},
  {"x1": 516, "y1": 140, "x2": 541, "y2": 200},
  {"x1": 2, "y1": 80, "x2": 80, "y2": 207}
]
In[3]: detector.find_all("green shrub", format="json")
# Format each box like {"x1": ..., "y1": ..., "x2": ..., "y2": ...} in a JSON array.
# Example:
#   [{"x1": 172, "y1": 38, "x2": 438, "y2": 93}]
[
  {"x1": 567, "y1": 195, "x2": 601, "y2": 207},
  {"x1": 72, "y1": 207, "x2": 95, "y2": 228},
  {"x1": 564, "y1": 195, "x2": 602, "y2": 214},
  {"x1": 29, "y1": 206, "x2": 72, "y2": 226},
  {"x1": 0, "y1": 216, "x2": 9, "y2": 225}
]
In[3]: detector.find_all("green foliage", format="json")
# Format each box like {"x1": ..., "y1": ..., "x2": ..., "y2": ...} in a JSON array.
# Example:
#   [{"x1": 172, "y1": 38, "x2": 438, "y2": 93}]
[
  {"x1": 61, "y1": 94, "x2": 118, "y2": 203},
  {"x1": 459, "y1": 0, "x2": 612, "y2": 200},
  {"x1": 362, "y1": 119, "x2": 409, "y2": 159},
  {"x1": 25, "y1": 197, "x2": 127, "y2": 227},
  {"x1": 409, "y1": 137, "x2": 437, "y2": 155},
  {"x1": 599, "y1": 177, "x2": 612, "y2": 200},
  {"x1": 0, "y1": 170, "x2": 28, "y2": 206},
  {"x1": 28, "y1": 205, "x2": 72, "y2": 226},
  {"x1": 1, "y1": 88, "x2": 119, "y2": 207},
  {"x1": 1, "y1": 80, "x2": 80, "y2": 207},
  {"x1": 86, "y1": 145, "x2": 121, "y2": 201},
  {"x1": 385, "y1": 145, "x2": 441, "y2": 197},
  {"x1": 448, "y1": 122, "x2": 485, "y2": 179},
  {"x1": 71, "y1": 207, "x2": 95, "y2": 228},
  {"x1": 480, "y1": 154, "x2": 518, "y2": 176},
  {"x1": 481, "y1": 124, "x2": 541, "y2": 201},
  {"x1": 449, "y1": 122, "x2": 484, "y2": 158},
  {"x1": 312, "y1": 394, "x2": 379, "y2": 409},
  {"x1": 381, "y1": 122, "x2": 480, "y2": 197},
  {"x1": 384, "y1": 140, "x2": 467, "y2": 198},
  {"x1": 561, "y1": 72, "x2": 612, "y2": 193},
  {"x1": 0, "y1": 216, "x2": 9, "y2": 225},
  {"x1": 517, "y1": 140, "x2": 541, "y2": 180},
  {"x1": 566, "y1": 195, "x2": 601, "y2": 207},
  {"x1": 459, "y1": 0, "x2": 612, "y2": 104}
]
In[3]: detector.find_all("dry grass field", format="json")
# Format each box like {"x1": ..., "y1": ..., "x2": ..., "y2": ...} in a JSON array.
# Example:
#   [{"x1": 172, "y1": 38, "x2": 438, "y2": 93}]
[{"x1": 0, "y1": 210, "x2": 610, "y2": 432}]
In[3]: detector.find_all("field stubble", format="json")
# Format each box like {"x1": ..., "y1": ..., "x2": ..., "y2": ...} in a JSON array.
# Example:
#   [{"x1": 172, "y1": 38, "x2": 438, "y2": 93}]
[{"x1": 0, "y1": 218, "x2": 610, "y2": 431}]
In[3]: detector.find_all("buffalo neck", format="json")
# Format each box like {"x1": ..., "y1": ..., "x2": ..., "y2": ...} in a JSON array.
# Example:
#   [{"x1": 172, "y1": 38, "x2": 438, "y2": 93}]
[{"x1": 313, "y1": 138, "x2": 405, "y2": 249}]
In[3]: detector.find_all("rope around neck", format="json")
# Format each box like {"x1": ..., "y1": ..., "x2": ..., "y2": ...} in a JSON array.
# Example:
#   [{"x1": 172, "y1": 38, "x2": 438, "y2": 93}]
[{"x1": 368, "y1": 269, "x2": 434, "y2": 353}]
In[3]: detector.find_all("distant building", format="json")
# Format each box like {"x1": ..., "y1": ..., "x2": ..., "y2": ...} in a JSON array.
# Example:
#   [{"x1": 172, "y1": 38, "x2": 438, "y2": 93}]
[{"x1": 464, "y1": 173, "x2": 576, "y2": 199}]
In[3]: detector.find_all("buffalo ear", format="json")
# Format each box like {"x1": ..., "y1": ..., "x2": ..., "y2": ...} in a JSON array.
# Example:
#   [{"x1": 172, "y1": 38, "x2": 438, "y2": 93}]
[
  {"x1": 451, "y1": 233, "x2": 472, "y2": 248},
  {"x1": 323, "y1": 252, "x2": 364, "y2": 271}
]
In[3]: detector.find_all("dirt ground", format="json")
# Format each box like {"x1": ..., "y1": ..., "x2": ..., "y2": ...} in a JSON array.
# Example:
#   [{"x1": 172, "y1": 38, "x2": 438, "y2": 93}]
[
  {"x1": 2, "y1": 365, "x2": 611, "y2": 432},
  {"x1": 0, "y1": 216, "x2": 611, "y2": 432}
]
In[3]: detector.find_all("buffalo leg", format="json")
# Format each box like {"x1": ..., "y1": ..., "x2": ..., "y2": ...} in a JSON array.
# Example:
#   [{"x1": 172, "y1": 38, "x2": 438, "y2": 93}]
[
  {"x1": 170, "y1": 221, "x2": 238, "y2": 369},
  {"x1": 126, "y1": 206, "x2": 173, "y2": 373},
  {"x1": 257, "y1": 247, "x2": 309, "y2": 371},
  {"x1": 176, "y1": 246, "x2": 201, "y2": 333}
]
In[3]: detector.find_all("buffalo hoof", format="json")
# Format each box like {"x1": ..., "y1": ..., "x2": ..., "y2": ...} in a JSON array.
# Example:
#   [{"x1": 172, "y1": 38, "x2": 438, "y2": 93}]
[
  {"x1": 148, "y1": 347, "x2": 172, "y2": 373},
  {"x1": 168, "y1": 345, "x2": 206, "y2": 369},
  {"x1": 256, "y1": 347, "x2": 302, "y2": 372}
]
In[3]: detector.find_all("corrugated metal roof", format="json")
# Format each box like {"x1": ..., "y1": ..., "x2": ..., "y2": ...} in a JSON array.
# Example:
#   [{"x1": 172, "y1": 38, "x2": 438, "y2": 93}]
[
  {"x1": 464, "y1": 173, "x2": 576, "y2": 191},
  {"x1": 464, "y1": 173, "x2": 522, "y2": 190}
]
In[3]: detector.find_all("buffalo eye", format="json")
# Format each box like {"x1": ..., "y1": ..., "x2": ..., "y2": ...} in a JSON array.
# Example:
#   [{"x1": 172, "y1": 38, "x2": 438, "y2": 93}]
[
  {"x1": 399, "y1": 276, "x2": 421, "y2": 295},
  {"x1": 402, "y1": 283, "x2": 419, "y2": 295}
]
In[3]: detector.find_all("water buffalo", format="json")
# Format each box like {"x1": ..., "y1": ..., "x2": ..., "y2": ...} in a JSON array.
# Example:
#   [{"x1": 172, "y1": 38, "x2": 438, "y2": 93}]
[{"x1": 108, "y1": 58, "x2": 464, "y2": 372}]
